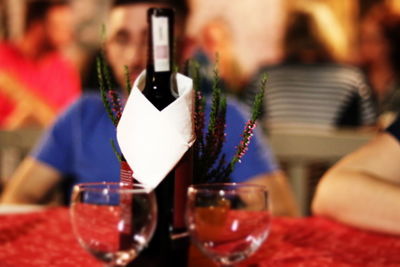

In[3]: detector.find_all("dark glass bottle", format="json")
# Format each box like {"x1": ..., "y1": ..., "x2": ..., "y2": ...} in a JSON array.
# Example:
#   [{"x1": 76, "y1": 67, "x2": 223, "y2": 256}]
[
  {"x1": 126, "y1": 7, "x2": 191, "y2": 267},
  {"x1": 142, "y1": 8, "x2": 176, "y2": 109}
]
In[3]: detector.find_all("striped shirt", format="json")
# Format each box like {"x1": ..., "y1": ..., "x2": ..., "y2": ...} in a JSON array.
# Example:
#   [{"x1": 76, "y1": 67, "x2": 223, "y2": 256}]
[{"x1": 242, "y1": 63, "x2": 377, "y2": 130}]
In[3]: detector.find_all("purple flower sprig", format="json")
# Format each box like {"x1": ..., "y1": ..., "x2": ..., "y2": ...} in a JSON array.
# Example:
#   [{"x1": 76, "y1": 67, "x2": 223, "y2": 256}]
[
  {"x1": 97, "y1": 25, "x2": 124, "y2": 127},
  {"x1": 97, "y1": 55, "x2": 122, "y2": 127},
  {"x1": 230, "y1": 120, "x2": 256, "y2": 165},
  {"x1": 97, "y1": 52, "x2": 125, "y2": 161},
  {"x1": 229, "y1": 74, "x2": 267, "y2": 170},
  {"x1": 189, "y1": 59, "x2": 229, "y2": 183},
  {"x1": 97, "y1": 27, "x2": 132, "y2": 161},
  {"x1": 188, "y1": 60, "x2": 267, "y2": 184},
  {"x1": 188, "y1": 60, "x2": 206, "y2": 154},
  {"x1": 203, "y1": 64, "x2": 227, "y2": 167}
]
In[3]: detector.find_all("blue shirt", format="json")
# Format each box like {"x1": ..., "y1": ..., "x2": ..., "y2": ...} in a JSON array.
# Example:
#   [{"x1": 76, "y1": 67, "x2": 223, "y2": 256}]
[{"x1": 32, "y1": 93, "x2": 278, "y2": 197}]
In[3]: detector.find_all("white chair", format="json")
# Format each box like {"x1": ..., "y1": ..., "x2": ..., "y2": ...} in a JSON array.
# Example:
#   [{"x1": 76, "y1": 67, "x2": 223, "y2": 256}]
[
  {"x1": 267, "y1": 128, "x2": 375, "y2": 215},
  {"x1": 0, "y1": 128, "x2": 43, "y2": 183}
]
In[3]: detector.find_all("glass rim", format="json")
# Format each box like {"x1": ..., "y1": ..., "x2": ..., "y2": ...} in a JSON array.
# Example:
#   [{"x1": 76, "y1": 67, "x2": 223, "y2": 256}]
[
  {"x1": 188, "y1": 182, "x2": 267, "y2": 192},
  {"x1": 72, "y1": 182, "x2": 152, "y2": 194}
]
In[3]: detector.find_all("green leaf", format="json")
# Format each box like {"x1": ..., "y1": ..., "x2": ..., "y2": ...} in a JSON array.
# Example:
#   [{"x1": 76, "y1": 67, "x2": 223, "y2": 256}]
[
  {"x1": 251, "y1": 73, "x2": 267, "y2": 122},
  {"x1": 110, "y1": 139, "x2": 123, "y2": 162}
]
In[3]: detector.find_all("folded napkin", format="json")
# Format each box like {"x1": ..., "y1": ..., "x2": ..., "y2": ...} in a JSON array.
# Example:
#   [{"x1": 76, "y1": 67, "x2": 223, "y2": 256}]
[{"x1": 117, "y1": 71, "x2": 195, "y2": 190}]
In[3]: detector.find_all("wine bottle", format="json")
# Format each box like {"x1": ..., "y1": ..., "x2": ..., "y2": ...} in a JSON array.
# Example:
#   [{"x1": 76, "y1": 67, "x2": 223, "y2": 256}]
[{"x1": 130, "y1": 7, "x2": 191, "y2": 267}]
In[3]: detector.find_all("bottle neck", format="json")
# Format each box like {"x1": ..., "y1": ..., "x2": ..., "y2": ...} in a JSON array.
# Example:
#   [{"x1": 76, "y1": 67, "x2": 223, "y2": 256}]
[{"x1": 144, "y1": 8, "x2": 176, "y2": 111}]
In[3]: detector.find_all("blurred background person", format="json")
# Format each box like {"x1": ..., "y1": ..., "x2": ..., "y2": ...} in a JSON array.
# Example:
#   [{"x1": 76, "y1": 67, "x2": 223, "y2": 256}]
[
  {"x1": 312, "y1": 115, "x2": 400, "y2": 235},
  {"x1": 1, "y1": 0, "x2": 299, "y2": 217},
  {"x1": 186, "y1": 0, "x2": 285, "y2": 95},
  {"x1": 311, "y1": 0, "x2": 400, "y2": 235},
  {"x1": 187, "y1": 18, "x2": 241, "y2": 94},
  {"x1": 358, "y1": 2, "x2": 400, "y2": 128},
  {"x1": 241, "y1": 0, "x2": 377, "y2": 131},
  {"x1": 0, "y1": 0, "x2": 80, "y2": 129}
]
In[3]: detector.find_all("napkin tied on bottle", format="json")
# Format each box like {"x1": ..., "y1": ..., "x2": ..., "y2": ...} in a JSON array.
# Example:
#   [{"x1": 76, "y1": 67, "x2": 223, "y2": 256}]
[{"x1": 117, "y1": 71, "x2": 195, "y2": 190}]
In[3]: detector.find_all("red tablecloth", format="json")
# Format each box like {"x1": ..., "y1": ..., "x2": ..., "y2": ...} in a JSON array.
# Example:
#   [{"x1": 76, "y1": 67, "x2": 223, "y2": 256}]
[
  {"x1": 243, "y1": 217, "x2": 400, "y2": 267},
  {"x1": 0, "y1": 207, "x2": 399, "y2": 266}
]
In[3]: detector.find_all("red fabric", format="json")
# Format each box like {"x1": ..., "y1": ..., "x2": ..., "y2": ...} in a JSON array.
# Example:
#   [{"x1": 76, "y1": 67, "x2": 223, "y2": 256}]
[
  {"x1": 0, "y1": 207, "x2": 400, "y2": 266},
  {"x1": 242, "y1": 217, "x2": 400, "y2": 267},
  {"x1": 0, "y1": 207, "x2": 99, "y2": 267},
  {"x1": 0, "y1": 42, "x2": 80, "y2": 127}
]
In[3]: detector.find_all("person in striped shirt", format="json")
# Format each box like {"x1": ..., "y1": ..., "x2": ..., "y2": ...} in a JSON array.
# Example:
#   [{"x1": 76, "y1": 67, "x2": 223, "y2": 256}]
[{"x1": 241, "y1": 1, "x2": 377, "y2": 131}]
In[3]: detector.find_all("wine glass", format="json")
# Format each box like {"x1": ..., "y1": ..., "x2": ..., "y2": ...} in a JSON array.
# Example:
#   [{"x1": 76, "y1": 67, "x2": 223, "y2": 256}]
[
  {"x1": 186, "y1": 183, "x2": 271, "y2": 267},
  {"x1": 70, "y1": 182, "x2": 157, "y2": 266}
]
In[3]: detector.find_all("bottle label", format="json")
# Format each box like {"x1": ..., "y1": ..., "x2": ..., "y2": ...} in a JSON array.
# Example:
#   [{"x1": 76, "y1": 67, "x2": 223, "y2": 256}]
[{"x1": 152, "y1": 16, "x2": 170, "y2": 72}]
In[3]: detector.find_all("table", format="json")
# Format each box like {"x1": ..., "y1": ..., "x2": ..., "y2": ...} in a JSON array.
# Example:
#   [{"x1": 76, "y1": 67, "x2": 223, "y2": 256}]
[{"x1": 0, "y1": 207, "x2": 399, "y2": 266}]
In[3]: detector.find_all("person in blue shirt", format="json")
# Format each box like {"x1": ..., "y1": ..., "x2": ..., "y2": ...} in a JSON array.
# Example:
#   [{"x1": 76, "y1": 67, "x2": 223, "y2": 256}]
[{"x1": 1, "y1": 0, "x2": 298, "y2": 216}]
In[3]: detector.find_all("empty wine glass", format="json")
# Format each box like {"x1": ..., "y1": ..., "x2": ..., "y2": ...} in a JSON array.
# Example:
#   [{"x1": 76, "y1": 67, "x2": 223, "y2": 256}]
[
  {"x1": 186, "y1": 183, "x2": 270, "y2": 267},
  {"x1": 70, "y1": 182, "x2": 157, "y2": 266}
]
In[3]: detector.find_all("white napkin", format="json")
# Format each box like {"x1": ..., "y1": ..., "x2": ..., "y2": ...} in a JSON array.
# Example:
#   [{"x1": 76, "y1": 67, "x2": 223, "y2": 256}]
[{"x1": 117, "y1": 71, "x2": 195, "y2": 190}]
